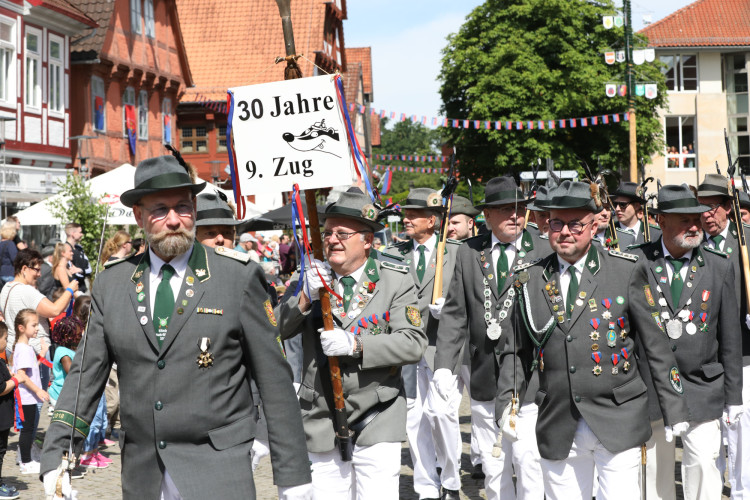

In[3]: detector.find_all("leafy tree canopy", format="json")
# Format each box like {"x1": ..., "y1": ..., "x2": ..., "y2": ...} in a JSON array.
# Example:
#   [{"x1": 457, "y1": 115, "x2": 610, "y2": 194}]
[{"x1": 439, "y1": 0, "x2": 667, "y2": 182}]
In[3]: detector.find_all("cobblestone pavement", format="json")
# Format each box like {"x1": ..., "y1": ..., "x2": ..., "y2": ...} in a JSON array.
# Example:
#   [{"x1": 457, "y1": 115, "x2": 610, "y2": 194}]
[{"x1": 12, "y1": 395, "x2": 730, "y2": 499}]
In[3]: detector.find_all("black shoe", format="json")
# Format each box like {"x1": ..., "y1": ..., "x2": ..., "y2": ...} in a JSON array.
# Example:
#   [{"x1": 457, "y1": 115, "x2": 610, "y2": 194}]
[
  {"x1": 441, "y1": 489, "x2": 460, "y2": 500},
  {"x1": 70, "y1": 467, "x2": 87, "y2": 480},
  {"x1": 471, "y1": 463, "x2": 485, "y2": 479}
]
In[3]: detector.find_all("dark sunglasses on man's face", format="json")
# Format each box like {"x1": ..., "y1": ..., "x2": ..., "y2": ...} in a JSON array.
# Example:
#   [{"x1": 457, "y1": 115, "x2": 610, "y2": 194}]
[{"x1": 611, "y1": 201, "x2": 632, "y2": 210}]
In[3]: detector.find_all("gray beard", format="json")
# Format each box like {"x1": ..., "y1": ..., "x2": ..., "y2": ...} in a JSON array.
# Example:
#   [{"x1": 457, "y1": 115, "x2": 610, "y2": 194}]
[
  {"x1": 670, "y1": 230, "x2": 703, "y2": 251},
  {"x1": 147, "y1": 228, "x2": 194, "y2": 259}
]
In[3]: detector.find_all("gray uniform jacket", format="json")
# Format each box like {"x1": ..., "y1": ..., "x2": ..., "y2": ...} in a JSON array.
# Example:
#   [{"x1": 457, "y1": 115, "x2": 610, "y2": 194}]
[
  {"x1": 618, "y1": 220, "x2": 661, "y2": 246},
  {"x1": 435, "y1": 230, "x2": 548, "y2": 402},
  {"x1": 631, "y1": 240, "x2": 742, "y2": 423},
  {"x1": 278, "y1": 257, "x2": 426, "y2": 453},
  {"x1": 41, "y1": 242, "x2": 311, "y2": 499},
  {"x1": 511, "y1": 245, "x2": 688, "y2": 460}
]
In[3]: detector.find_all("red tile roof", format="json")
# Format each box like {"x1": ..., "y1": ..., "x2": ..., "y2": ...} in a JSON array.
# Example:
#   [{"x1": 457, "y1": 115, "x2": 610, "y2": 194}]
[
  {"x1": 639, "y1": 0, "x2": 750, "y2": 47},
  {"x1": 370, "y1": 113, "x2": 381, "y2": 147},
  {"x1": 347, "y1": 47, "x2": 373, "y2": 98},
  {"x1": 36, "y1": 0, "x2": 98, "y2": 28},
  {"x1": 177, "y1": 0, "x2": 345, "y2": 102},
  {"x1": 342, "y1": 61, "x2": 361, "y2": 106},
  {"x1": 66, "y1": 0, "x2": 117, "y2": 54}
]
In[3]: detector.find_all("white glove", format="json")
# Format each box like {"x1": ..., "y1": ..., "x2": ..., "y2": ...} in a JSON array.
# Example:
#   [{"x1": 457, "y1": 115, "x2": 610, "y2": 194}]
[
  {"x1": 319, "y1": 327, "x2": 356, "y2": 357},
  {"x1": 665, "y1": 421, "x2": 689, "y2": 443},
  {"x1": 431, "y1": 368, "x2": 457, "y2": 400},
  {"x1": 745, "y1": 314, "x2": 750, "y2": 330},
  {"x1": 278, "y1": 482, "x2": 313, "y2": 500},
  {"x1": 725, "y1": 405, "x2": 745, "y2": 425},
  {"x1": 428, "y1": 297, "x2": 445, "y2": 320},
  {"x1": 303, "y1": 259, "x2": 331, "y2": 300},
  {"x1": 43, "y1": 465, "x2": 77, "y2": 500}
]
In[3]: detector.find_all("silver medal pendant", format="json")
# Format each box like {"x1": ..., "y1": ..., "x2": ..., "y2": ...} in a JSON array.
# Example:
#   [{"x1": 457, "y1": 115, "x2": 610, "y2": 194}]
[
  {"x1": 685, "y1": 322, "x2": 697, "y2": 335},
  {"x1": 666, "y1": 319, "x2": 683, "y2": 339},
  {"x1": 487, "y1": 319, "x2": 502, "y2": 340}
]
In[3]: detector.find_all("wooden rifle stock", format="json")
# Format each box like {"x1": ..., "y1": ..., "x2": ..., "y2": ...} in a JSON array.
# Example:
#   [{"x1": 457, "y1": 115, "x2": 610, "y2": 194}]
[
  {"x1": 432, "y1": 198, "x2": 453, "y2": 303},
  {"x1": 727, "y1": 179, "x2": 750, "y2": 312}
]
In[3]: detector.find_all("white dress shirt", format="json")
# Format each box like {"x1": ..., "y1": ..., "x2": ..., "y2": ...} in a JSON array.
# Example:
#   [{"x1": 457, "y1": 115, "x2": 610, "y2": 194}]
[{"x1": 148, "y1": 247, "x2": 192, "y2": 317}]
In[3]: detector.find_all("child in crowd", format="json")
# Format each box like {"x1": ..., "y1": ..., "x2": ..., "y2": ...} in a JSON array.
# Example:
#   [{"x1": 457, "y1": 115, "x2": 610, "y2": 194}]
[
  {"x1": 48, "y1": 316, "x2": 83, "y2": 415},
  {"x1": 0, "y1": 323, "x2": 20, "y2": 498},
  {"x1": 12, "y1": 309, "x2": 49, "y2": 475}
]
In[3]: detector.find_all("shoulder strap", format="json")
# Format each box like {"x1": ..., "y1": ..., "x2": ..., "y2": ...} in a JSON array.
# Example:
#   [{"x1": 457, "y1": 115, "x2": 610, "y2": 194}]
[{"x1": 3, "y1": 282, "x2": 21, "y2": 315}]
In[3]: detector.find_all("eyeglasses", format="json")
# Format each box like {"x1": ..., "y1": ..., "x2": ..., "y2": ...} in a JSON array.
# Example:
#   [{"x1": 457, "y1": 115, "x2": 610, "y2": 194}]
[
  {"x1": 703, "y1": 203, "x2": 723, "y2": 212},
  {"x1": 548, "y1": 219, "x2": 593, "y2": 235},
  {"x1": 611, "y1": 201, "x2": 632, "y2": 210},
  {"x1": 321, "y1": 230, "x2": 369, "y2": 241},
  {"x1": 27, "y1": 266, "x2": 41, "y2": 273},
  {"x1": 141, "y1": 203, "x2": 194, "y2": 221}
]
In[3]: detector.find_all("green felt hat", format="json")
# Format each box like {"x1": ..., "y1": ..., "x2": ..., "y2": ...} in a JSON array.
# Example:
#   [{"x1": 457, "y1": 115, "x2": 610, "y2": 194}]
[
  {"x1": 321, "y1": 190, "x2": 384, "y2": 231},
  {"x1": 121, "y1": 155, "x2": 205, "y2": 207},
  {"x1": 475, "y1": 176, "x2": 527, "y2": 208},
  {"x1": 450, "y1": 195, "x2": 480, "y2": 217},
  {"x1": 545, "y1": 181, "x2": 603, "y2": 213},
  {"x1": 697, "y1": 173, "x2": 731, "y2": 199},
  {"x1": 400, "y1": 188, "x2": 445, "y2": 212},
  {"x1": 195, "y1": 192, "x2": 242, "y2": 227},
  {"x1": 651, "y1": 184, "x2": 710, "y2": 214}
]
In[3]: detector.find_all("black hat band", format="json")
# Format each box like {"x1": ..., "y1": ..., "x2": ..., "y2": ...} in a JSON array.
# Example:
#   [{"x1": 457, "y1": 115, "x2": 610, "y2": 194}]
[
  {"x1": 136, "y1": 172, "x2": 192, "y2": 191},
  {"x1": 484, "y1": 190, "x2": 524, "y2": 204},
  {"x1": 658, "y1": 198, "x2": 703, "y2": 211},
  {"x1": 197, "y1": 208, "x2": 234, "y2": 221}
]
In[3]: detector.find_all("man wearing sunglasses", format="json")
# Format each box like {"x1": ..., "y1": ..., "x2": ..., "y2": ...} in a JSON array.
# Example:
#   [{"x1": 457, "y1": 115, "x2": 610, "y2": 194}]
[
  {"x1": 434, "y1": 176, "x2": 547, "y2": 500},
  {"x1": 278, "y1": 189, "x2": 424, "y2": 499},
  {"x1": 507, "y1": 180, "x2": 688, "y2": 499},
  {"x1": 611, "y1": 181, "x2": 661, "y2": 246},
  {"x1": 41, "y1": 155, "x2": 311, "y2": 499}
]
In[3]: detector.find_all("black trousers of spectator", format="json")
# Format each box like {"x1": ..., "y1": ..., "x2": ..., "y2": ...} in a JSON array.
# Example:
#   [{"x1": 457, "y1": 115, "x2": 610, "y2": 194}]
[{"x1": 19, "y1": 404, "x2": 37, "y2": 463}]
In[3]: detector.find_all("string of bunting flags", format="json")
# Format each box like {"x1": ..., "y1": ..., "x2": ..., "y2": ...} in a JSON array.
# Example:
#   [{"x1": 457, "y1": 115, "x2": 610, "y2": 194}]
[
  {"x1": 373, "y1": 164, "x2": 447, "y2": 174},
  {"x1": 374, "y1": 154, "x2": 450, "y2": 162}
]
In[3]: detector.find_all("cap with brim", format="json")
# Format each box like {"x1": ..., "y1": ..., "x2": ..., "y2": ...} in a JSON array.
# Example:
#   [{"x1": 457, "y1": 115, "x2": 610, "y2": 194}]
[
  {"x1": 195, "y1": 192, "x2": 242, "y2": 227},
  {"x1": 545, "y1": 181, "x2": 603, "y2": 213},
  {"x1": 121, "y1": 155, "x2": 206, "y2": 207},
  {"x1": 320, "y1": 190, "x2": 384, "y2": 231},
  {"x1": 449, "y1": 195, "x2": 480, "y2": 217},
  {"x1": 239, "y1": 233, "x2": 256, "y2": 243},
  {"x1": 612, "y1": 181, "x2": 645, "y2": 203},
  {"x1": 400, "y1": 188, "x2": 445, "y2": 212},
  {"x1": 41, "y1": 245, "x2": 55, "y2": 258},
  {"x1": 475, "y1": 176, "x2": 527, "y2": 209},
  {"x1": 739, "y1": 190, "x2": 750, "y2": 210},
  {"x1": 527, "y1": 186, "x2": 549, "y2": 212},
  {"x1": 651, "y1": 184, "x2": 710, "y2": 214},
  {"x1": 697, "y1": 173, "x2": 731, "y2": 199}
]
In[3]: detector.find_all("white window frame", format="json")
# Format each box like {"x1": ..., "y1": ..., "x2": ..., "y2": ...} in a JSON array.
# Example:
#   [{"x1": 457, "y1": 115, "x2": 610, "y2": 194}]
[
  {"x1": 130, "y1": 0, "x2": 142, "y2": 35},
  {"x1": 122, "y1": 86, "x2": 135, "y2": 137},
  {"x1": 91, "y1": 75, "x2": 106, "y2": 132},
  {"x1": 162, "y1": 97, "x2": 172, "y2": 143},
  {"x1": 138, "y1": 89, "x2": 148, "y2": 140},
  {"x1": 664, "y1": 115, "x2": 696, "y2": 170},
  {"x1": 660, "y1": 53, "x2": 698, "y2": 93},
  {"x1": 48, "y1": 34, "x2": 64, "y2": 116},
  {"x1": 24, "y1": 26, "x2": 41, "y2": 113},
  {"x1": 0, "y1": 16, "x2": 16, "y2": 106},
  {"x1": 144, "y1": 0, "x2": 155, "y2": 38}
]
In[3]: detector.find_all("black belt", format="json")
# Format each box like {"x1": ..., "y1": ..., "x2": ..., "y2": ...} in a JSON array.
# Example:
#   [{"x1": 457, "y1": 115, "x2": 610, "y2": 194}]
[{"x1": 349, "y1": 389, "x2": 402, "y2": 445}]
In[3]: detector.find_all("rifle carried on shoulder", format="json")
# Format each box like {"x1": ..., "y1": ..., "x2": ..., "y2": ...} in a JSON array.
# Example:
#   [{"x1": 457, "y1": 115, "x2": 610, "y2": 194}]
[{"x1": 724, "y1": 129, "x2": 750, "y2": 312}]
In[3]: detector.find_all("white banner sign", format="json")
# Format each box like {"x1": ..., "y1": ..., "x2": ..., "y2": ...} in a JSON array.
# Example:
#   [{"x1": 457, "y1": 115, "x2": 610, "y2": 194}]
[{"x1": 228, "y1": 75, "x2": 355, "y2": 196}]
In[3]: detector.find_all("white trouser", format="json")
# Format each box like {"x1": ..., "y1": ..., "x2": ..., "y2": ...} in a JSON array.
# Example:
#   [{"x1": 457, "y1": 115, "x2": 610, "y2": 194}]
[
  {"x1": 251, "y1": 438, "x2": 270, "y2": 471},
  {"x1": 727, "y1": 364, "x2": 750, "y2": 499},
  {"x1": 640, "y1": 419, "x2": 676, "y2": 500},
  {"x1": 541, "y1": 419, "x2": 640, "y2": 500},
  {"x1": 458, "y1": 364, "x2": 481, "y2": 467},
  {"x1": 681, "y1": 419, "x2": 722, "y2": 500},
  {"x1": 406, "y1": 357, "x2": 440, "y2": 498},
  {"x1": 160, "y1": 470, "x2": 184, "y2": 500},
  {"x1": 309, "y1": 442, "x2": 401, "y2": 500}
]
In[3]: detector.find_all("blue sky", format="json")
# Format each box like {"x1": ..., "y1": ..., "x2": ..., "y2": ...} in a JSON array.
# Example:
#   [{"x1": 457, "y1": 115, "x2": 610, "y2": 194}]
[{"x1": 344, "y1": 0, "x2": 698, "y2": 124}]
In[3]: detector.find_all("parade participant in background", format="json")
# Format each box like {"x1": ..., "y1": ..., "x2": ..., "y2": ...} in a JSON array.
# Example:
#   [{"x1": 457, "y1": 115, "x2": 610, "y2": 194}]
[
  {"x1": 445, "y1": 195, "x2": 478, "y2": 241},
  {"x1": 696, "y1": 173, "x2": 750, "y2": 499},
  {"x1": 592, "y1": 203, "x2": 635, "y2": 250},
  {"x1": 41, "y1": 155, "x2": 311, "y2": 499},
  {"x1": 278, "y1": 189, "x2": 425, "y2": 499},
  {"x1": 434, "y1": 176, "x2": 547, "y2": 500},
  {"x1": 64, "y1": 224, "x2": 91, "y2": 293},
  {"x1": 611, "y1": 181, "x2": 661, "y2": 245},
  {"x1": 525, "y1": 186, "x2": 549, "y2": 238},
  {"x1": 387, "y1": 188, "x2": 460, "y2": 500},
  {"x1": 738, "y1": 191, "x2": 750, "y2": 224},
  {"x1": 509, "y1": 180, "x2": 688, "y2": 500},
  {"x1": 37, "y1": 245, "x2": 57, "y2": 300},
  {"x1": 629, "y1": 184, "x2": 742, "y2": 500}
]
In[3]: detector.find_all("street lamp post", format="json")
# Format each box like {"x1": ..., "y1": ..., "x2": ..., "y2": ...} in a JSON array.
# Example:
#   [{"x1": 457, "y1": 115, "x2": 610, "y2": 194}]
[
  {"x1": 69, "y1": 135, "x2": 97, "y2": 180},
  {"x1": 207, "y1": 160, "x2": 225, "y2": 186}
]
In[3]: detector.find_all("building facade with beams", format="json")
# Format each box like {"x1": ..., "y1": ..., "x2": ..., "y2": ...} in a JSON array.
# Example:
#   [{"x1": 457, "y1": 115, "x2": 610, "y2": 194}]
[
  {"x1": 640, "y1": 0, "x2": 750, "y2": 185},
  {"x1": 175, "y1": 0, "x2": 378, "y2": 211},
  {"x1": 68, "y1": 0, "x2": 192, "y2": 177},
  {"x1": 0, "y1": 0, "x2": 96, "y2": 212}
]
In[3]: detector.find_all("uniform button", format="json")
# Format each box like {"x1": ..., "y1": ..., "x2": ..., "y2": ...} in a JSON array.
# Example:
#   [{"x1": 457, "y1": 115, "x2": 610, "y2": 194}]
[
  {"x1": 566, "y1": 335, "x2": 573, "y2": 342},
  {"x1": 155, "y1": 401, "x2": 163, "y2": 411},
  {"x1": 569, "y1": 366, "x2": 576, "y2": 373},
  {"x1": 496, "y1": 304, "x2": 502, "y2": 310},
  {"x1": 158, "y1": 441, "x2": 166, "y2": 449},
  {"x1": 157, "y1": 360, "x2": 165, "y2": 369},
  {"x1": 495, "y1": 347, "x2": 502, "y2": 355},
  {"x1": 671, "y1": 345, "x2": 677, "y2": 352},
  {"x1": 575, "y1": 395, "x2": 581, "y2": 403}
]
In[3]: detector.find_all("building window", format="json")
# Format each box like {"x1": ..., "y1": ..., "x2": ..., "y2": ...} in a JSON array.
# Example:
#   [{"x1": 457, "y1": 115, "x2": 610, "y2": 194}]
[
  {"x1": 180, "y1": 126, "x2": 208, "y2": 153},
  {"x1": 92, "y1": 76, "x2": 105, "y2": 132},
  {"x1": 138, "y1": 90, "x2": 148, "y2": 140},
  {"x1": 726, "y1": 54, "x2": 750, "y2": 172},
  {"x1": 122, "y1": 86, "x2": 135, "y2": 137},
  {"x1": 48, "y1": 36, "x2": 64, "y2": 115},
  {"x1": 665, "y1": 116, "x2": 696, "y2": 169},
  {"x1": 217, "y1": 126, "x2": 227, "y2": 152},
  {"x1": 24, "y1": 28, "x2": 41, "y2": 111},
  {"x1": 0, "y1": 18, "x2": 15, "y2": 105},
  {"x1": 162, "y1": 97, "x2": 172, "y2": 144},
  {"x1": 660, "y1": 54, "x2": 697, "y2": 92},
  {"x1": 130, "y1": 0, "x2": 142, "y2": 35},
  {"x1": 144, "y1": 0, "x2": 155, "y2": 38}
]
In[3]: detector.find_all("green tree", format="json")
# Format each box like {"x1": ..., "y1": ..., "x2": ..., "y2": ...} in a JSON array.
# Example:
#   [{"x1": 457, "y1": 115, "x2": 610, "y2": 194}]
[
  {"x1": 48, "y1": 173, "x2": 109, "y2": 273},
  {"x1": 439, "y1": 0, "x2": 667, "y2": 181}
]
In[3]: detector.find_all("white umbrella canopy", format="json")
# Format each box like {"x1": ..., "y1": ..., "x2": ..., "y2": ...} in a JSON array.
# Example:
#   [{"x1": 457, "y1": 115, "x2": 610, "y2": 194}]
[{"x1": 15, "y1": 164, "x2": 261, "y2": 226}]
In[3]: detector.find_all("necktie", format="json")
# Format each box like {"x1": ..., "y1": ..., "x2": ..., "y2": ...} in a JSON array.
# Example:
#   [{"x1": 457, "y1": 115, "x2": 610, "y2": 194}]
[
  {"x1": 341, "y1": 276, "x2": 357, "y2": 311},
  {"x1": 153, "y1": 264, "x2": 175, "y2": 348},
  {"x1": 416, "y1": 245, "x2": 427, "y2": 283},
  {"x1": 667, "y1": 257, "x2": 686, "y2": 306},
  {"x1": 566, "y1": 266, "x2": 579, "y2": 319},
  {"x1": 710, "y1": 234, "x2": 724, "y2": 249},
  {"x1": 496, "y1": 243, "x2": 509, "y2": 294}
]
